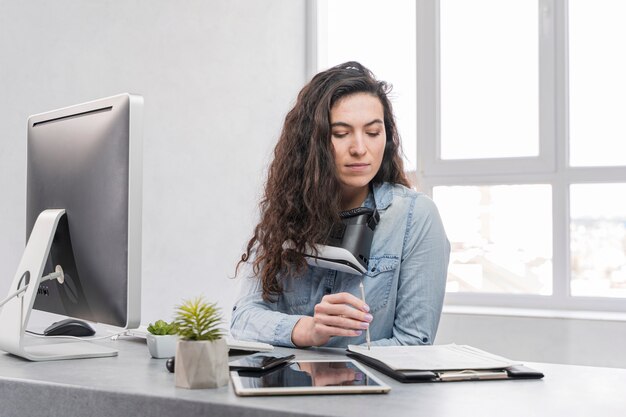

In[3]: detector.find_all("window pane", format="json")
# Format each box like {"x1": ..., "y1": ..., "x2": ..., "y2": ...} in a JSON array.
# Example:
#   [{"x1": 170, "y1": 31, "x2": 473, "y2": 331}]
[
  {"x1": 570, "y1": 183, "x2": 626, "y2": 297},
  {"x1": 569, "y1": 1, "x2": 626, "y2": 167},
  {"x1": 321, "y1": 0, "x2": 417, "y2": 175},
  {"x1": 440, "y1": 0, "x2": 538, "y2": 160},
  {"x1": 433, "y1": 185, "x2": 552, "y2": 294}
]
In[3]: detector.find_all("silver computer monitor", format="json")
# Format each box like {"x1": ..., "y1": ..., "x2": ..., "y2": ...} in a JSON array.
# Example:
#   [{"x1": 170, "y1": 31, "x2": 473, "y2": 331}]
[{"x1": 26, "y1": 93, "x2": 143, "y2": 329}]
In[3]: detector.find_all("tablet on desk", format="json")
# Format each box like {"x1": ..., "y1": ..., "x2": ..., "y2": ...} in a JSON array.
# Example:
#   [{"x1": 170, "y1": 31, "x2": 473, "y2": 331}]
[{"x1": 230, "y1": 359, "x2": 391, "y2": 396}]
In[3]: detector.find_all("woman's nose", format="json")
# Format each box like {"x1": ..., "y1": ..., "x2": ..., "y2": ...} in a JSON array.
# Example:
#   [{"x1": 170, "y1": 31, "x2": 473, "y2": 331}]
[{"x1": 349, "y1": 134, "x2": 367, "y2": 156}]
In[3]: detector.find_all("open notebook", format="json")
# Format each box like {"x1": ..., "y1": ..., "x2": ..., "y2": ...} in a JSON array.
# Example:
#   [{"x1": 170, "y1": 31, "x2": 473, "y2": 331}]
[{"x1": 347, "y1": 344, "x2": 543, "y2": 382}]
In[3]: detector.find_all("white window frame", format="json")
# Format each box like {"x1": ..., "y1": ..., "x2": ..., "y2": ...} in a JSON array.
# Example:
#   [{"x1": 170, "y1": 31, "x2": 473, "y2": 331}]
[{"x1": 309, "y1": 0, "x2": 626, "y2": 314}]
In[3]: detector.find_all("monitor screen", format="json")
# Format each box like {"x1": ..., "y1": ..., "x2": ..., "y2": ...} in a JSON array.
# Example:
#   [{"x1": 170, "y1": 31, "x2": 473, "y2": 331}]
[{"x1": 26, "y1": 93, "x2": 143, "y2": 329}]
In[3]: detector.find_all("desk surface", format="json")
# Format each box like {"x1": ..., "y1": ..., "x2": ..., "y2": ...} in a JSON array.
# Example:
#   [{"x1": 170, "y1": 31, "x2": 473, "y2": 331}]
[{"x1": 0, "y1": 334, "x2": 625, "y2": 417}]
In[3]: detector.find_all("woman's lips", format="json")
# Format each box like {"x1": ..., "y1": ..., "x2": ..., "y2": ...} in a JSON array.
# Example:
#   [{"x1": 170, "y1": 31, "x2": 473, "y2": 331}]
[{"x1": 345, "y1": 163, "x2": 370, "y2": 172}]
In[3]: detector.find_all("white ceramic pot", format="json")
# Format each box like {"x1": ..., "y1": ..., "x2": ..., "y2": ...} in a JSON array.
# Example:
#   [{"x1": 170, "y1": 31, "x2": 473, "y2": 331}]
[
  {"x1": 146, "y1": 334, "x2": 178, "y2": 359},
  {"x1": 175, "y1": 338, "x2": 229, "y2": 389}
]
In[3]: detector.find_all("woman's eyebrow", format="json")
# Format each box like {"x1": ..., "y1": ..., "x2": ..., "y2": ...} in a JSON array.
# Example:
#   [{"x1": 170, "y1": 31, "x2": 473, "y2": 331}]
[
  {"x1": 364, "y1": 119, "x2": 384, "y2": 127},
  {"x1": 331, "y1": 119, "x2": 384, "y2": 128}
]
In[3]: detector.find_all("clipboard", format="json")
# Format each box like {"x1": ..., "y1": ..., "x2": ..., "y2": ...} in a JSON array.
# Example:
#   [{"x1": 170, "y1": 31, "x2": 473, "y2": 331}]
[{"x1": 346, "y1": 345, "x2": 544, "y2": 383}]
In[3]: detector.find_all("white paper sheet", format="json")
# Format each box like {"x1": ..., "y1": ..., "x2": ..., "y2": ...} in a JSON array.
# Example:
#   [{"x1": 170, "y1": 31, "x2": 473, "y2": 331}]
[{"x1": 347, "y1": 344, "x2": 520, "y2": 371}]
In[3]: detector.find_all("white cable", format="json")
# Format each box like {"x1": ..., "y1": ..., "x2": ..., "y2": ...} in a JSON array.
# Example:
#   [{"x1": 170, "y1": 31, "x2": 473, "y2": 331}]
[
  {"x1": 0, "y1": 266, "x2": 65, "y2": 308},
  {"x1": 2, "y1": 265, "x2": 128, "y2": 344},
  {"x1": 25, "y1": 330, "x2": 128, "y2": 341},
  {"x1": 0, "y1": 288, "x2": 27, "y2": 308}
]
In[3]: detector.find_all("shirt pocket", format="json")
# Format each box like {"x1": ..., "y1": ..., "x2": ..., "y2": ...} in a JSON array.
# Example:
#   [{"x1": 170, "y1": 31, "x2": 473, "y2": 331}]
[
  {"x1": 280, "y1": 278, "x2": 311, "y2": 309},
  {"x1": 278, "y1": 267, "x2": 323, "y2": 315},
  {"x1": 363, "y1": 256, "x2": 399, "y2": 313}
]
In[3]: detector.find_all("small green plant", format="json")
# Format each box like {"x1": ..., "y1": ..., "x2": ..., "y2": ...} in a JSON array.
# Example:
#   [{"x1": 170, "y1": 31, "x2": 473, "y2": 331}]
[
  {"x1": 147, "y1": 319, "x2": 178, "y2": 336},
  {"x1": 174, "y1": 297, "x2": 224, "y2": 341}
]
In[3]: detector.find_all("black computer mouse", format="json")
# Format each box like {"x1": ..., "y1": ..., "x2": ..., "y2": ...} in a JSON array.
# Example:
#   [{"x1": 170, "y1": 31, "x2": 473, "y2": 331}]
[{"x1": 43, "y1": 318, "x2": 96, "y2": 337}]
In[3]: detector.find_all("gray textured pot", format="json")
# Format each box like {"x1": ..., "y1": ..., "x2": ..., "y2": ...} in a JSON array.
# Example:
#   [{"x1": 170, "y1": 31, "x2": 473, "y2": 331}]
[{"x1": 175, "y1": 338, "x2": 229, "y2": 389}]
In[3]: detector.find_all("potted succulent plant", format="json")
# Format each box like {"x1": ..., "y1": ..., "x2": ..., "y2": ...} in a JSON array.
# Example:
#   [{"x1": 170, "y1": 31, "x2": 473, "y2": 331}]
[
  {"x1": 173, "y1": 297, "x2": 228, "y2": 389},
  {"x1": 146, "y1": 320, "x2": 179, "y2": 359}
]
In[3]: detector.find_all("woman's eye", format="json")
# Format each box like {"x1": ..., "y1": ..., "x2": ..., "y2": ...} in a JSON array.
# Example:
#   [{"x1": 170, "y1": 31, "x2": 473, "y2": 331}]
[
  {"x1": 366, "y1": 131, "x2": 381, "y2": 137},
  {"x1": 332, "y1": 132, "x2": 348, "y2": 138}
]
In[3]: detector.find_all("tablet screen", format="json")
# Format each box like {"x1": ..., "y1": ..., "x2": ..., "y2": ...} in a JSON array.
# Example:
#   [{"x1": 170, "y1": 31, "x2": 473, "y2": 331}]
[
  {"x1": 229, "y1": 353, "x2": 295, "y2": 371},
  {"x1": 230, "y1": 359, "x2": 390, "y2": 396}
]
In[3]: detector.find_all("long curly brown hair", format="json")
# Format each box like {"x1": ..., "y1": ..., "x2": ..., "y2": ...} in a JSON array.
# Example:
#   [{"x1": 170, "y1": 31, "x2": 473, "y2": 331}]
[{"x1": 239, "y1": 61, "x2": 409, "y2": 301}]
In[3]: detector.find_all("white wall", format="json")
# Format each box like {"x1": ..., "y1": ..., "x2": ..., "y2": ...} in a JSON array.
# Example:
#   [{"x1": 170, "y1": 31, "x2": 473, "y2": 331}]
[
  {"x1": 436, "y1": 312, "x2": 626, "y2": 369},
  {"x1": 0, "y1": 0, "x2": 306, "y2": 325}
]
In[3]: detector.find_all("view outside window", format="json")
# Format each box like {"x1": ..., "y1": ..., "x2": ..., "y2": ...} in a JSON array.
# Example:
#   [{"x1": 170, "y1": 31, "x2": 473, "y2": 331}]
[
  {"x1": 568, "y1": 0, "x2": 626, "y2": 167},
  {"x1": 440, "y1": 0, "x2": 538, "y2": 160},
  {"x1": 570, "y1": 183, "x2": 626, "y2": 298},
  {"x1": 433, "y1": 185, "x2": 552, "y2": 295}
]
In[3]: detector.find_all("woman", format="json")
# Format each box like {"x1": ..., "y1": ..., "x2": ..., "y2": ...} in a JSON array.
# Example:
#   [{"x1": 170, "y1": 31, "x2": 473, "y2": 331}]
[{"x1": 230, "y1": 61, "x2": 449, "y2": 348}]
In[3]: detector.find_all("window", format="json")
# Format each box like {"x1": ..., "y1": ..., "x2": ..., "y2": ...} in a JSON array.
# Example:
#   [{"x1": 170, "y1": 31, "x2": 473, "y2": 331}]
[
  {"x1": 440, "y1": 0, "x2": 539, "y2": 160},
  {"x1": 434, "y1": 184, "x2": 552, "y2": 295},
  {"x1": 313, "y1": 0, "x2": 626, "y2": 312},
  {"x1": 570, "y1": 183, "x2": 626, "y2": 298},
  {"x1": 568, "y1": 0, "x2": 626, "y2": 167}
]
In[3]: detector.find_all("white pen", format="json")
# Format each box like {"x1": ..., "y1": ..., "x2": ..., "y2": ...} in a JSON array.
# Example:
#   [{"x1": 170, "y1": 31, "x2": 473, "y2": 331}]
[{"x1": 359, "y1": 279, "x2": 371, "y2": 350}]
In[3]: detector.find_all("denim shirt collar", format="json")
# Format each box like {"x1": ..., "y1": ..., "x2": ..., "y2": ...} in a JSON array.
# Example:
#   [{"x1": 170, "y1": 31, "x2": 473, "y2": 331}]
[{"x1": 363, "y1": 182, "x2": 394, "y2": 211}]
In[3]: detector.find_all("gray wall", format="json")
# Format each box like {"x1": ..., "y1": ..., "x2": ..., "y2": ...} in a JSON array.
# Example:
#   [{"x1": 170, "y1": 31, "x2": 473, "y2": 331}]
[{"x1": 0, "y1": 0, "x2": 306, "y2": 324}]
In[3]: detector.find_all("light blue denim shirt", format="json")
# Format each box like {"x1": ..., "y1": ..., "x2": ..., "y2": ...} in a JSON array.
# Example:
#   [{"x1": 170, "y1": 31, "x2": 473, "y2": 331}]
[{"x1": 230, "y1": 182, "x2": 450, "y2": 348}]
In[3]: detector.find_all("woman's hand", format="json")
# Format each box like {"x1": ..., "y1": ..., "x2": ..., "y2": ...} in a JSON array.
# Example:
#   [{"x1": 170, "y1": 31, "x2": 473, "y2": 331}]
[{"x1": 291, "y1": 292, "x2": 373, "y2": 347}]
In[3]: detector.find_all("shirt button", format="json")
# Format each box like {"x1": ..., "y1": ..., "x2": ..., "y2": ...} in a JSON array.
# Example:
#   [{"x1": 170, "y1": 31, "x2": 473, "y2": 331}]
[{"x1": 324, "y1": 287, "x2": 332, "y2": 294}]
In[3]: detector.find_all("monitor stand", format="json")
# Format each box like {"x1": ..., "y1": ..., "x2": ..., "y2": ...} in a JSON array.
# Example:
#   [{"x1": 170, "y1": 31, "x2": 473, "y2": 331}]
[{"x1": 0, "y1": 209, "x2": 118, "y2": 361}]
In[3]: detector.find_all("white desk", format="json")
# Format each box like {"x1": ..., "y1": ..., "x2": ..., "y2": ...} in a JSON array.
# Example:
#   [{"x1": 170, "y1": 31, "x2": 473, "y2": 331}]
[{"x1": 0, "y1": 335, "x2": 625, "y2": 417}]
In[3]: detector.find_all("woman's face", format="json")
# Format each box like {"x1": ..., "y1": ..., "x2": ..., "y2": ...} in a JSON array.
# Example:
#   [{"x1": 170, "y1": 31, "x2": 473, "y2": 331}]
[{"x1": 330, "y1": 92, "x2": 386, "y2": 205}]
